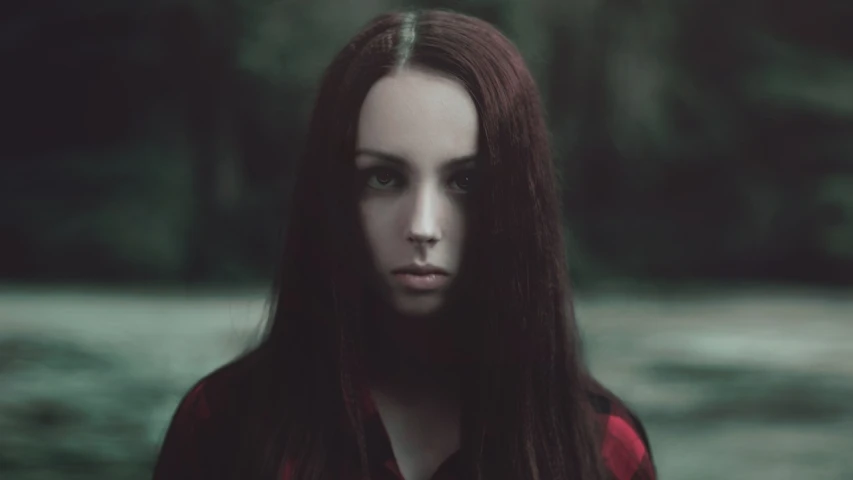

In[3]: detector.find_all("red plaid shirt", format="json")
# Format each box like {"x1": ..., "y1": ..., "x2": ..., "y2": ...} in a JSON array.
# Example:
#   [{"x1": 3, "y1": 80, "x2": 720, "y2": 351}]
[{"x1": 154, "y1": 364, "x2": 656, "y2": 480}]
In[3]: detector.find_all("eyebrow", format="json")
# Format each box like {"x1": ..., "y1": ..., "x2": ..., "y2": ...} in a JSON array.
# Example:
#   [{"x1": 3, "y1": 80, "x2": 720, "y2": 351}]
[{"x1": 354, "y1": 148, "x2": 477, "y2": 168}]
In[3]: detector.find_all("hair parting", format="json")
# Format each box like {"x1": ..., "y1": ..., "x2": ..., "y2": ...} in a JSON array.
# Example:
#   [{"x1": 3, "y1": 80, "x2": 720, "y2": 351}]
[{"x1": 395, "y1": 11, "x2": 418, "y2": 67}]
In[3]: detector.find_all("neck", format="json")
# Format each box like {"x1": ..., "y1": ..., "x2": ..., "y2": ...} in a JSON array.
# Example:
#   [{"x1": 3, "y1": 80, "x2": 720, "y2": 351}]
[{"x1": 363, "y1": 301, "x2": 463, "y2": 394}]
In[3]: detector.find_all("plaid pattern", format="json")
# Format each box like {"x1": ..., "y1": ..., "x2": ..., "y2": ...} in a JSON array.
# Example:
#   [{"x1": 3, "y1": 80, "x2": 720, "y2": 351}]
[
  {"x1": 589, "y1": 390, "x2": 657, "y2": 480},
  {"x1": 154, "y1": 368, "x2": 656, "y2": 480}
]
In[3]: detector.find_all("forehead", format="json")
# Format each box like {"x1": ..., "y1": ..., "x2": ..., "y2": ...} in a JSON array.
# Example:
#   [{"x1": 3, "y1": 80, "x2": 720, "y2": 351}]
[{"x1": 356, "y1": 68, "x2": 479, "y2": 166}]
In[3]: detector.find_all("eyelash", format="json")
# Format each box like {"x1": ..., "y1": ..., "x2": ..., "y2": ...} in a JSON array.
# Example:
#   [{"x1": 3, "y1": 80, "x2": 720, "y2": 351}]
[{"x1": 359, "y1": 167, "x2": 473, "y2": 193}]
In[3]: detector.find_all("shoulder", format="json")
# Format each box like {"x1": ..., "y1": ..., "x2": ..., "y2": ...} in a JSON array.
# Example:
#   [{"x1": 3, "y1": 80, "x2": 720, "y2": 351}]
[
  {"x1": 153, "y1": 352, "x2": 259, "y2": 479},
  {"x1": 588, "y1": 384, "x2": 657, "y2": 480},
  {"x1": 169, "y1": 352, "x2": 254, "y2": 425}
]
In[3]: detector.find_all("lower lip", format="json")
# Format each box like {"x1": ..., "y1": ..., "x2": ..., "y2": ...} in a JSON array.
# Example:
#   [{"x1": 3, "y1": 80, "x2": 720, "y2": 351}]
[{"x1": 393, "y1": 273, "x2": 449, "y2": 291}]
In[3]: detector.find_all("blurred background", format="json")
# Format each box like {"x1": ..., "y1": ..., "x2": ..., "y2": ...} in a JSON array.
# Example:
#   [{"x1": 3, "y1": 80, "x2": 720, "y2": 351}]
[{"x1": 1, "y1": 0, "x2": 851, "y2": 478}]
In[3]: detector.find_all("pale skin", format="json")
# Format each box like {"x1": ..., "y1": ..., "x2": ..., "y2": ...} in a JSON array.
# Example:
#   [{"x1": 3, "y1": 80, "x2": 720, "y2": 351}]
[{"x1": 355, "y1": 66, "x2": 478, "y2": 480}]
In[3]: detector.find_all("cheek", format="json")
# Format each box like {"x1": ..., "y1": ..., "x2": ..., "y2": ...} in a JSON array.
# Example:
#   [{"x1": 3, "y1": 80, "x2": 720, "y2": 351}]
[
  {"x1": 442, "y1": 200, "x2": 468, "y2": 265},
  {"x1": 447, "y1": 200, "x2": 467, "y2": 240},
  {"x1": 359, "y1": 198, "x2": 397, "y2": 252}
]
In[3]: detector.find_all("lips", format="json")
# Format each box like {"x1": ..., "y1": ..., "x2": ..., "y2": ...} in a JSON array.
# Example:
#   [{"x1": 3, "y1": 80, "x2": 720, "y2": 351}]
[
  {"x1": 391, "y1": 264, "x2": 449, "y2": 291},
  {"x1": 391, "y1": 264, "x2": 449, "y2": 276}
]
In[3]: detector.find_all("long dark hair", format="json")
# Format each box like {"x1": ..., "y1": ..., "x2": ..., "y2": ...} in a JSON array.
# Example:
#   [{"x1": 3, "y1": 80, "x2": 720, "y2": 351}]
[{"x1": 229, "y1": 9, "x2": 607, "y2": 480}]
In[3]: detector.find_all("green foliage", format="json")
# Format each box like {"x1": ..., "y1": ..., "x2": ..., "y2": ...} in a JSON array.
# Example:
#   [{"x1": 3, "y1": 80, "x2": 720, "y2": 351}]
[
  {"x1": 1, "y1": 140, "x2": 193, "y2": 281},
  {"x1": 558, "y1": 0, "x2": 853, "y2": 283},
  {"x1": 815, "y1": 176, "x2": 853, "y2": 261}
]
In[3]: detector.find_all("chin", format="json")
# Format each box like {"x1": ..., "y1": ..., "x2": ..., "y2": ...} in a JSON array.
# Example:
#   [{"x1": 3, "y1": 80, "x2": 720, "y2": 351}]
[{"x1": 393, "y1": 294, "x2": 445, "y2": 318}]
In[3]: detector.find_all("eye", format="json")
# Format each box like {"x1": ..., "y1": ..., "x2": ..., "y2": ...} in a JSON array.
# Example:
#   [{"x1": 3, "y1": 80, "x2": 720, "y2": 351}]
[
  {"x1": 364, "y1": 167, "x2": 403, "y2": 190},
  {"x1": 448, "y1": 169, "x2": 474, "y2": 193}
]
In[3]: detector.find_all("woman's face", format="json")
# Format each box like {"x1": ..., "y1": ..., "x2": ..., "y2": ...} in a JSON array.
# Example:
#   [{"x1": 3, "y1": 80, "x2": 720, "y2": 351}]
[{"x1": 355, "y1": 67, "x2": 478, "y2": 317}]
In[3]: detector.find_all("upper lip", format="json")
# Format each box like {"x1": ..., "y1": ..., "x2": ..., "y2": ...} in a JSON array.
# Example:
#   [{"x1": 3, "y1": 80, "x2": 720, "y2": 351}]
[{"x1": 391, "y1": 264, "x2": 449, "y2": 276}]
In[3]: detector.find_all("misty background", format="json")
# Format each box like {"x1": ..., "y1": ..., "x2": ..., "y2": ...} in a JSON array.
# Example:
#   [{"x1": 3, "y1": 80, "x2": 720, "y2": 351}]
[{"x1": 1, "y1": 0, "x2": 851, "y2": 479}]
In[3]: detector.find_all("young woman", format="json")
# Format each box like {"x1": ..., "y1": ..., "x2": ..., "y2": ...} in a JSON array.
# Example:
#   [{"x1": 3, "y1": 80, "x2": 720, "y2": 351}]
[{"x1": 153, "y1": 9, "x2": 656, "y2": 480}]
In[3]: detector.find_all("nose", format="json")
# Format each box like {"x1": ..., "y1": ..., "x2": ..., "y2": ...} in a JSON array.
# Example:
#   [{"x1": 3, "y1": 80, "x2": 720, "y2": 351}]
[{"x1": 406, "y1": 185, "x2": 441, "y2": 246}]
